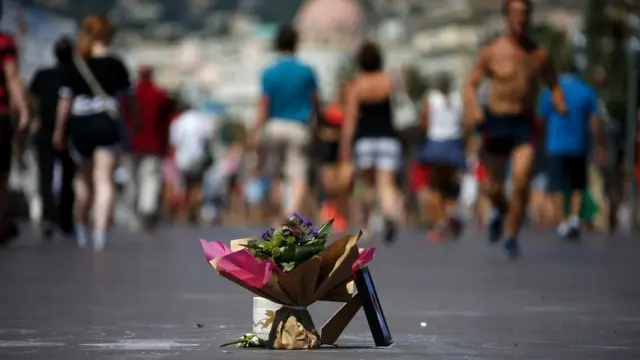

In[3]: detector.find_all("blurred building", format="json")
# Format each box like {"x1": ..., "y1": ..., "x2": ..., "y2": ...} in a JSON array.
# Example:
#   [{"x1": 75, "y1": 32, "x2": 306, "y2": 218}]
[
  {"x1": 20, "y1": 0, "x2": 587, "y2": 122},
  {"x1": 297, "y1": 0, "x2": 364, "y2": 48}
]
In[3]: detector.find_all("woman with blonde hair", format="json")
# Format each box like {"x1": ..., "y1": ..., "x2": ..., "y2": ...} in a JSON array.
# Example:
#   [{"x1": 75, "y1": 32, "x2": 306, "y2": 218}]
[{"x1": 53, "y1": 15, "x2": 135, "y2": 251}]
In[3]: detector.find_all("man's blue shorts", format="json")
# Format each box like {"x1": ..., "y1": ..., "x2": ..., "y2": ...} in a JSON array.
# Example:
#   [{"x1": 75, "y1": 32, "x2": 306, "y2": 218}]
[{"x1": 477, "y1": 107, "x2": 535, "y2": 156}]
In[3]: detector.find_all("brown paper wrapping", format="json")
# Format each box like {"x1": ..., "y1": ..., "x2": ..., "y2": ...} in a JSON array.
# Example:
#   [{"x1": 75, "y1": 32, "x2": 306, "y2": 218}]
[
  {"x1": 211, "y1": 233, "x2": 361, "y2": 349},
  {"x1": 269, "y1": 309, "x2": 319, "y2": 350}
]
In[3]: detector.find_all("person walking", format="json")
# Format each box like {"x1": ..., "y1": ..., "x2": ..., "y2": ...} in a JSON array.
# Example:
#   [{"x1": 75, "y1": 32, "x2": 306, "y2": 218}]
[
  {"x1": 121, "y1": 65, "x2": 173, "y2": 231},
  {"x1": 169, "y1": 104, "x2": 214, "y2": 224},
  {"x1": 0, "y1": 0, "x2": 29, "y2": 245},
  {"x1": 28, "y1": 36, "x2": 76, "y2": 238},
  {"x1": 53, "y1": 15, "x2": 135, "y2": 251},
  {"x1": 249, "y1": 25, "x2": 321, "y2": 221},
  {"x1": 339, "y1": 41, "x2": 403, "y2": 244},
  {"x1": 538, "y1": 63, "x2": 605, "y2": 240},
  {"x1": 419, "y1": 73, "x2": 465, "y2": 241}
]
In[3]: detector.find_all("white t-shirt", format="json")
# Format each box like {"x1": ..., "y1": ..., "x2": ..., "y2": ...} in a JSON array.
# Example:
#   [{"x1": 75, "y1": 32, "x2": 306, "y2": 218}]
[
  {"x1": 169, "y1": 110, "x2": 214, "y2": 173},
  {"x1": 427, "y1": 90, "x2": 463, "y2": 141}
]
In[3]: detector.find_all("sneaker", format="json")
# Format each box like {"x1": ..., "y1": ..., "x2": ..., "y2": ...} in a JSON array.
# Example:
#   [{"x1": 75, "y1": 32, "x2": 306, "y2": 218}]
[
  {"x1": 503, "y1": 238, "x2": 520, "y2": 260},
  {"x1": 75, "y1": 226, "x2": 89, "y2": 248},
  {"x1": 556, "y1": 222, "x2": 569, "y2": 238},
  {"x1": 566, "y1": 226, "x2": 581, "y2": 241},
  {"x1": 200, "y1": 205, "x2": 218, "y2": 225},
  {"x1": 383, "y1": 218, "x2": 397, "y2": 245},
  {"x1": 93, "y1": 230, "x2": 107, "y2": 252},
  {"x1": 488, "y1": 211, "x2": 503, "y2": 244}
]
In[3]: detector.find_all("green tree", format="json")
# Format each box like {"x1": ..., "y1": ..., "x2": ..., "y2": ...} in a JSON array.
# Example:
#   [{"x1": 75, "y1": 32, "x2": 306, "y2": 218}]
[{"x1": 583, "y1": 0, "x2": 629, "y2": 118}]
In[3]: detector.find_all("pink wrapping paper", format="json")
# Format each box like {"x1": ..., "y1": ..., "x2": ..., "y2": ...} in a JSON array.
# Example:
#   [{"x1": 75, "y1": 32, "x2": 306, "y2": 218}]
[{"x1": 201, "y1": 239, "x2": 376, "y2": 290}]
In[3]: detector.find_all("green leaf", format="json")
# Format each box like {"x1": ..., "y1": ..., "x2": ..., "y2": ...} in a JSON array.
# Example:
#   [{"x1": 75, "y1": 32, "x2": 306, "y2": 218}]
[
  {"x1": 273, "y1": 232, "x2": 285, "y2": 245},
  {"x1": 285, "y1": 236, "x2": 296, "y2": 245},
  {"x1": 293, "y1": 244, "x2": 325, "y2": 265},
  {"x1": 305, "y1": 237, "x2": 326, "y2": 247},
  {"x1": 272, "y1": 234, "x2": 284, "y2": 247},
  {"x1": 282, "y1": 262, "x2": 295, "y2": 272},
  {"x1": 280, "y1": 244, "x2": 296, "y2": 264},
  {"x1": 253, "y1": 250, "x2": 271, "y2": 261},
  {"x1": 241, "y1": 240, "x2": 259, "y2": 250},
  {"x1": 271, "y1": 246, "x2": 281, "y2": 257},
  {"x1": 317, "y1": 219, "x2": 334, "y2": 239},
  {"x1": 262, "y1": 241, "x2": 273, "y2": 252}
]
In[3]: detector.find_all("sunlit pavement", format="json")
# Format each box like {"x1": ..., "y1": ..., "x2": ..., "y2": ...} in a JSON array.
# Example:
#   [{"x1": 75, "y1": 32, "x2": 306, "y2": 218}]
[{"x1": 1, "y1": 225, "x2": 639, "y2": 359}]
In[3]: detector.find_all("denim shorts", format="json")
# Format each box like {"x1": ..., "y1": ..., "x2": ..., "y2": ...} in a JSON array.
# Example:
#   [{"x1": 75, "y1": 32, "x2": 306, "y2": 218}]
[{"x1": 420, "y1": 138, "x2": 466, "y2": 169}]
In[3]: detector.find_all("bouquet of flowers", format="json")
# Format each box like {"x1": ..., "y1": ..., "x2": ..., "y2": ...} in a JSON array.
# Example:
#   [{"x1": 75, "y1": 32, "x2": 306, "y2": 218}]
[
  {"x1": 243, "y1": 213, "x2": 332, "y2": 272},
  {"x1": 200, "y1": 213, "x2": 375, "y2": 350}
]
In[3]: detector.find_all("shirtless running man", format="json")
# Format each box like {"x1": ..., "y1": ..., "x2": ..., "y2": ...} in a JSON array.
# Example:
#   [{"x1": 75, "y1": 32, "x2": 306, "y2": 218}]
[{"x1": 464, "y1": 0, "x2": 566, "y2": 259}]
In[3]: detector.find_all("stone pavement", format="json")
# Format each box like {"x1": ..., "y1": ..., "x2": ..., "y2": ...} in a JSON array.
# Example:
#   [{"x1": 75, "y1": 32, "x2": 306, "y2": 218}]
[{"x1": 1, "y1": 225, "x2": 639, "y2": 359}]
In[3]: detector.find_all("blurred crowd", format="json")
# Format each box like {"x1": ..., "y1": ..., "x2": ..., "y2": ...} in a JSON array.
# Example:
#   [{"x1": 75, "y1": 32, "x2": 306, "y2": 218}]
[{"x1": 1, "y1": 1, "x2": 639, "y2": 254}]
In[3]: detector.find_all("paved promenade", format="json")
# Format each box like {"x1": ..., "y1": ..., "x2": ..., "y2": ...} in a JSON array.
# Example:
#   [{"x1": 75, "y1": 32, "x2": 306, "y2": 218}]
[{"x1": 1, "y1": 225, "x2": 639, "y2": 359}]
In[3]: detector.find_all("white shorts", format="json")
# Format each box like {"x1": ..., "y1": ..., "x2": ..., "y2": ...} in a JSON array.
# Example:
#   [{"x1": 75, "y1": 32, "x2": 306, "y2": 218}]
[{"x1": 354, "y1": 137, "x2": 402, "y2": 171}]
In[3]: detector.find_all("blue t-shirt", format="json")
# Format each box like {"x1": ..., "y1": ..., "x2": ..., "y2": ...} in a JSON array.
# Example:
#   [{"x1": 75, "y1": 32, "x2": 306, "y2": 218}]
[
  {"x1": 261, "y1": 57, "x2": 317, "y2": 123},
  {"x1": 538, "y1": 74, "x2": 598, "y2": 156}
]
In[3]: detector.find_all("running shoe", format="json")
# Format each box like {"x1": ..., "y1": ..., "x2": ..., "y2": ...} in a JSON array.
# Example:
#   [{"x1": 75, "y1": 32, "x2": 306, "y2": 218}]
[
  {"x1": 565, "y1": 226, "x2": 581, "y2": 242},
  {"x1": 557, "y1": 222, "x2": 581, "y2": 241},
  {"x1": 383, "y1": 218, "x2": 397, "y2": 245},
  {"x1": 503, "y1": 238, "x2": 520, "y2": 260},
  {"x1": 75, "y1": 226, "x2": 89, "y2": 249},
  {"x1": 556, "y1": 222, "x2": 569, "y2": 238},
  {"x1": 488, "y1": 211, "x2": 503, "y2": 244},
  {"x1": 93, "y1": 230, "x2": 107, "y2": 252}
]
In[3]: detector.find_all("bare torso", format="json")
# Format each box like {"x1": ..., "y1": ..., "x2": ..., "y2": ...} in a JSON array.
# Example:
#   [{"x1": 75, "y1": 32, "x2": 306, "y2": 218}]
[{"x1": 486, "y1": 36, "x2": 547, "y2": 116}]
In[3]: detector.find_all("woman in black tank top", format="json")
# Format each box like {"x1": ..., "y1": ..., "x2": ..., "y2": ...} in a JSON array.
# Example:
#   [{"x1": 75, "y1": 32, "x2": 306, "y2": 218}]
[
  {"x1": 53, "y1": 16, "x2": 135, "y2": 251},
  {"x1": 339, "y1": 41, "x2": 402, "y2": 244}
]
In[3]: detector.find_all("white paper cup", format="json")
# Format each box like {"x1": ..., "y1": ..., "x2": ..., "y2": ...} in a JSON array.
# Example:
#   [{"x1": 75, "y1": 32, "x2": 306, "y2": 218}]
[{"x1": 252, "y1": 297, "x2": 282, "y2": 340}]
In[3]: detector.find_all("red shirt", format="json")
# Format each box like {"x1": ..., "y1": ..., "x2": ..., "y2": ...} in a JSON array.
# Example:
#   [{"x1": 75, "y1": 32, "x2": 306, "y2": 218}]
[
  {"x1": 124, "y1": 79, "x2": 173, "y2": 155},
  {"x1": 0, "y1": 33, "x2": 17, "y2": 112}
]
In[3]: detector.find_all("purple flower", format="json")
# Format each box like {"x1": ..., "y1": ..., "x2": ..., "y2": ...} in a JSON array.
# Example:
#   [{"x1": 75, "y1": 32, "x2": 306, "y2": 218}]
[
  {"x1": 309, "y1": 228, "x2": 319, "y2": 238},
  {"x1": 260, "y1": 227, "x2": 275, "y2": 240},
  {"x1": 303, "y1": 220, "x2": 313, "y2": 228},
  {"x1": 288, "y1": 212, "x2": 304, "y2": 225}
]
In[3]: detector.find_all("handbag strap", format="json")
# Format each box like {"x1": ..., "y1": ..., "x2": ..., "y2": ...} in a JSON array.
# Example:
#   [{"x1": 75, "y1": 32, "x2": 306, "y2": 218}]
[{"x1": 72, "y1": 53, "x2": 119, "y2": 120}]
